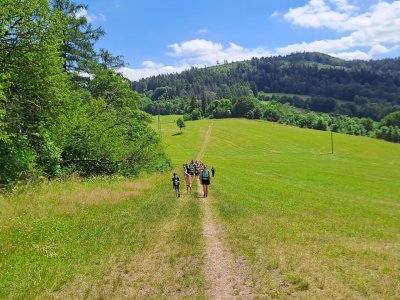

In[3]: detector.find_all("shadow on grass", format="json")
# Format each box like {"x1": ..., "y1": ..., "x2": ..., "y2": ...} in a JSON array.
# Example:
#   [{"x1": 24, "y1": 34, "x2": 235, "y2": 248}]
[{"x1": 172, "y1": 132, "x2": 183, "y2": 136}]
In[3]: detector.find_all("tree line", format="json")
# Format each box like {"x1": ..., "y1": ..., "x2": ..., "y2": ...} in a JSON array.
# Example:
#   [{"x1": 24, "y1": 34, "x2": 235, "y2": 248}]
[
  {"x1": 133, "y1": 52, "x2": 400, "y2": 121},
  {"x1": 0, "y1": 0, "x2": 170, "y2": 187},
  {"x1": 140, "y1": 91, "x2": 400, "y2": 143},
  {"x1": 134, "y1": 52, "x2": 400, "y2": 143}
]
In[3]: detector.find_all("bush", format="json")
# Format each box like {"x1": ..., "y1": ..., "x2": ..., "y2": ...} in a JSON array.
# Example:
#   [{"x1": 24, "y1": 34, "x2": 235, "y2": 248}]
[
  {"x1": 381, "y1": 111, "x2": 400, "y2": 127},
  {"x1": 232, "y1": 96, "x2": 256, "y2": 117},
  {"x1": 191, "y1": 108, "x2": 203, "y2": 120}
]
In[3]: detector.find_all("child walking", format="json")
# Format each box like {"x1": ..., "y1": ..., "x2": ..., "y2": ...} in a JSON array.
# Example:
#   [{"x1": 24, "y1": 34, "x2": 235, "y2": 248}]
[
  {"x1": 184, "y1": 169, "x2": 192, "y2": 194},
  {"x1": 172, "y1": 173, "x2": 180, "y2": 197}
]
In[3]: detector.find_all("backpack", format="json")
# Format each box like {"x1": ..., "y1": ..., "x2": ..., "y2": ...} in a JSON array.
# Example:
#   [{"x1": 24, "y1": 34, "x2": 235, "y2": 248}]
[{"x1": 202, "y1": 171, "x2": 209, "y2": 180}]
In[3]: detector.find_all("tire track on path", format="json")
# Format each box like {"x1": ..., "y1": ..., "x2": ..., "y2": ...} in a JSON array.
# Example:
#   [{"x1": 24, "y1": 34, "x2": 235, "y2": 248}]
[{"x1": 196, "y1": 123, "x2": 252, "y2": 299}]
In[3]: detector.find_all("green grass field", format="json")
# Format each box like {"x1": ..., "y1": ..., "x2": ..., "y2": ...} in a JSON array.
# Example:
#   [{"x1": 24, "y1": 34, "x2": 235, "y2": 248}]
[
  {"x1": 1, "y1": 115, "x2": 399, "y2": 298},
  {"x1": 0, "y1": 175, "x2": 206, "y2": 298},
  {"x1": 161, "y1": 116, "x2": 400, "y2": 298}
]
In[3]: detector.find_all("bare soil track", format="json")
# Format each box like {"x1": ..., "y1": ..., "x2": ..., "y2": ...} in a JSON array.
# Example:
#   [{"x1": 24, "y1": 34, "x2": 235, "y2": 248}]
[{"x1": 197, "y1": 124, "x2": 252, "y2": 299}]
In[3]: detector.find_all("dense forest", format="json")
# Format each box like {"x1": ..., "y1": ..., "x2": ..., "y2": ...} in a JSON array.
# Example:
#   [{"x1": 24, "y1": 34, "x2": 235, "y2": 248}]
[
  {"x1": 0, "y1": 0, "x2": 170, "y2": 187},
  {"x1": 132, "y1": 52, "x2": 400, "y2": 143},
  {"x1": 132, "y1": 52, "x2": 400, "y2": 120}
]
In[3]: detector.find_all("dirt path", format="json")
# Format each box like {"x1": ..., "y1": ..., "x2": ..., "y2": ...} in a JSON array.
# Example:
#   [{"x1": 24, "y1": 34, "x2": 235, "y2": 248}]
[{"x1": 197, "y1": 124, "x2": 252, "y2": 299}]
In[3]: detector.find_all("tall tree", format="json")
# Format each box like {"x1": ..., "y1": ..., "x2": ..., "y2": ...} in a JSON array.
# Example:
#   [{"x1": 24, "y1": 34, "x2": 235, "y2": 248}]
[
  {"x1": 0, "y1": 0, "x2": 70, "y2": 184},
  {"x1": 50, "y1": 0, "x2": 104, "y2": 72},
  {"x1": 99, "y1": 48, "x2": 125, "y2": 69}
]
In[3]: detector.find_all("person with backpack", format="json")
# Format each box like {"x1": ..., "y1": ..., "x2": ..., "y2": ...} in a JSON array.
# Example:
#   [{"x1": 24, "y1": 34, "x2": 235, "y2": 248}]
[
  {"x1": 172, "y1": 173, "x2": 180, "y2": 197},
  {"x1": 184, "y1": 169, "x2": 192, "y2": 194},
  {"x1": 194, "y1": 163, "x2": 199, "y2": 179},
  {"x1": 189, "y1": 163, "x2": 195, "y2": 177},
  {"x1": 201, "y1": 165, "x2": 211, "y2": 198},
  {"x1": 211, "y1": 166, "x2": 215, "y2": 177}
]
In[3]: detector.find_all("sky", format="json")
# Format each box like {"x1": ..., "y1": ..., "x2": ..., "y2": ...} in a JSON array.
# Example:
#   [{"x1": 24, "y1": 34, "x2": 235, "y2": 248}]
[{"x1": 81, "y1": 0, "x2": 400, "y2": 81}]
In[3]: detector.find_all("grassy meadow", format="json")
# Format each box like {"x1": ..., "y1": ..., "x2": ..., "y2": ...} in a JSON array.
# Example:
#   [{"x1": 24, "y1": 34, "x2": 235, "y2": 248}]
[
  {"x1": 0, "y1": 150, "x2": 206, "y2": 297},
  {"x1": 161, "y1": 116, "x2": 400, "y2": 298},
  {"x1": 1, "y1": 114, "x2": 399, "y2": 299}
]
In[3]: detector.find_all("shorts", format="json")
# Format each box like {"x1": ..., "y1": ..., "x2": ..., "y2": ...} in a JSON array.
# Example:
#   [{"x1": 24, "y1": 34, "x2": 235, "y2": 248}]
[
  {"x1": 174, "y1": 184, "x2": 180, "y2": 191},
  {"x1": 201, "y1": 179, "x2": 210, "y2": 185}
]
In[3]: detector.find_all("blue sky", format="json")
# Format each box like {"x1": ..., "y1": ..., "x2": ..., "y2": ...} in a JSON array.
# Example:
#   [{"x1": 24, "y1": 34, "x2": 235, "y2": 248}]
[{"x1": 81, "y1": 0, "x2": 400, "y2": 80}]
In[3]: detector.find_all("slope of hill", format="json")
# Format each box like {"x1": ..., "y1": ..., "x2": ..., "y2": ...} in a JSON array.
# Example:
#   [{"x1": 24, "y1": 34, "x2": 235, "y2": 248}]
[
  {"x1": 2, "y1": 117, "x2": 399, "y2": 298},
  {"x1": 160, "y1": 116, "x2": 400, "y2": 298},
  {"x1": 132, "y1": 52, "x2": 400, "y2": 120}
]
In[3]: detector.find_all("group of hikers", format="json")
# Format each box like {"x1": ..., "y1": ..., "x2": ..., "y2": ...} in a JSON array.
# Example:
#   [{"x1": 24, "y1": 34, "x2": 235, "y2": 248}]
[{"x1": 172, "y1": 160, "x2": 215, "y2": 198}]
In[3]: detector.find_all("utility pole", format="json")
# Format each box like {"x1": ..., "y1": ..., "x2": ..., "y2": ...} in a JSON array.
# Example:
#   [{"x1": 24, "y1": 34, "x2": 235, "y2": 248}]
[
  {"x1": 330, "y1": 115, "x2": 334, "y2": 155},
  {"x1": 158, "y1": 104, "x2": 162, "y2": 141}
]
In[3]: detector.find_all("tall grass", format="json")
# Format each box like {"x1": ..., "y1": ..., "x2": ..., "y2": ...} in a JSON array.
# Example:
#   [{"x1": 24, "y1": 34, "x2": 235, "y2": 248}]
[{"x1": 1, "y1": 173, "x2": 206, "y2": 297}]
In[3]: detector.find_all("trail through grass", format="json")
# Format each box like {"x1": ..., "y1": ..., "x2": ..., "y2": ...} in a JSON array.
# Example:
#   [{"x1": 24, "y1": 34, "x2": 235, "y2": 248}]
[
  {"x1": 161, "y1": 116, "x2": 400, "y2": 299},
  {"x1": 2, "y1": 115, "x2": 399, "y2": 299},
  {"x1": 194, "y1": 123, "x2": 252, "y2": 298}
]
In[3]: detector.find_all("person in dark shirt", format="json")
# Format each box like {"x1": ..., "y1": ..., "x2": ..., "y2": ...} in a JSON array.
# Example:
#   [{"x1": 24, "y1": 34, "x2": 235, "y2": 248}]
[
  {"x1": 211, "y1": 166, "x2": 215, "y2": 177},
  {"x1": 172, "y1": 173, "x2": 180, "y2": 197}
]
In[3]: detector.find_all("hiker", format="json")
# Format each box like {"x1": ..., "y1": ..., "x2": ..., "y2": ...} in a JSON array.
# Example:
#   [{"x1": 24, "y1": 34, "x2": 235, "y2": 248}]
[
  {"x1": 201, "y1": 165, "x2": 211, "y2": 198},
  {"x1": 189, "y1": 163, "x2": 195, "y2": 176},
  {"x1": 211, "y1": 166, "x2": 215, "y2": 177},
  {"x1": 172, "y1": 173, "x2": 180, "y2": 197},
  {"x1": 184, "y1": 169, "x2": 192, "y2": 194}
]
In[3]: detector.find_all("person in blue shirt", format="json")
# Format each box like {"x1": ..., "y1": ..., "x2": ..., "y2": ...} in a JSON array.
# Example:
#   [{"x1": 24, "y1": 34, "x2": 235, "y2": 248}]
[{"x1": 200, "y1": 166, "x2": 211, "y2": 198}]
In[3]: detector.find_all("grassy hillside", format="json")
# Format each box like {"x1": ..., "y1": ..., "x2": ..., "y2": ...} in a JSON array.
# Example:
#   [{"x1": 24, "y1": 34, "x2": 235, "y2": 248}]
[
  {"x1": 1, "y1": 115, "x2": 399, "y2": 298},
  {"x1": 162, "y1": 116, "x2": 400, "y2": 298}
]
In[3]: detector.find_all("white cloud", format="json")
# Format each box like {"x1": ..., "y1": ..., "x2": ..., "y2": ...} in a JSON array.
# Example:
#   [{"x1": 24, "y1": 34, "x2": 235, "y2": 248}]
[
  {"x1": 330, "y1": 0, "x2": 358, "y2": 12},
  {"x1": 76, "y1": 8, "x2": 106, "y2": 23},
  {"x1": 284, "y1": 0, "x2": 350, "y2": 29},
  {"x1": 118, "y1": 61, "x2": 192, "y2": 81},
  {"x1": 195, "y1": 29, "x2": 208, "y2": 34},
  {"x1": 330, "y1": 50, "x2": 372, "y2": 60},
  {"x1": 277, "y1": 36, "x2": 353, "y2": 54},
  {"x1": 368, "y1": 44, "x2": 391, "y2": 56},
  {"x1": 279, "y1": 0, "x2": 400, "y2": 59},
  {"x1": 121, "y1": 39, "x2": 272, "y2": 81},
  {"x1": 98, "y1": 13, "x2": 107, "y2": 22},
  {"x1": 168, "y1": 39, "x2": 223, "y2": 57},
  {"x1": 168, "y1": 39, "x2": 271, "y2": 65},
  {"x1": 270, "y1": 12, "x2": 280, "y2": 18}
]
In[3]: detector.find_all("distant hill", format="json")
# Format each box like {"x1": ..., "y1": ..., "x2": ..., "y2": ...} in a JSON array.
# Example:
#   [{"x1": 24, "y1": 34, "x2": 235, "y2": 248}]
[{"x1": 132, "y1": 52, "x2": 400, "y2": 120}]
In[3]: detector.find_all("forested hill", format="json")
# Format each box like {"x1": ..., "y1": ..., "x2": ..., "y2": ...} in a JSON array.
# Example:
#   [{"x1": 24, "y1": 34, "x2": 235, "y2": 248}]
[{"x1": 132, "y1": 52, "x2": 400, "y2": 120}]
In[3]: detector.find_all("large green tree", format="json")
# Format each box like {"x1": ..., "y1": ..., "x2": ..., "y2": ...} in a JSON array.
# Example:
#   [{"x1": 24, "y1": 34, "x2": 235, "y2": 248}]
[
  {"x1": 0, "y1": 0, "x2": 170, "y2": 186},
  {"x1": 50, "y1": 0, "x2": 104, "y2": 72},
  {"x1": 0, "y1": 0, "x2": 70, "y2": 184}
]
